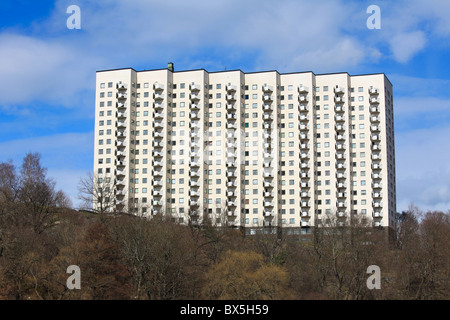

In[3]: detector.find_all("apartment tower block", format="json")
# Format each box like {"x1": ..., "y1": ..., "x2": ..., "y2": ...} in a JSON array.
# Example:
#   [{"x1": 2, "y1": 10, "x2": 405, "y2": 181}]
[{"x1": 94, "y1": 65, "x2": 396, "y2": 234}]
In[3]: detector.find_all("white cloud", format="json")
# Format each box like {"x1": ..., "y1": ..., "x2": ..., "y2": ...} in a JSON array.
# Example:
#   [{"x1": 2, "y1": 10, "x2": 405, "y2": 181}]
[
  {"x1": 389, "y1": 31, "x2": 427, "y2": 63},
  {"x1": 396, "y1": 126, "x2": 450, "y2": 212},
  {"x1": 0, "y1": 33, "x2": 100, "y2": 107}
]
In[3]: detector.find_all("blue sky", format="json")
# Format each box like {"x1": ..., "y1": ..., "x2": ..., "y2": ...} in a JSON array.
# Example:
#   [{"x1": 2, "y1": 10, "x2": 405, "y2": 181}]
[{"x1": 1, "y1": 0, "x2": 450, "y2": 211}]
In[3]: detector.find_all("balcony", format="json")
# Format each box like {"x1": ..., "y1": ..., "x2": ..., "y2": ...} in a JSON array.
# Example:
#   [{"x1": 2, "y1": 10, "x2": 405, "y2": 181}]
[
  {"x1": 263, "y1": 114, "x2": 274, "y2": 121},
  {"x1": 301, "y1": 191, "x2": 311, "y2": 198},
  {"x1": 336, "y1": 162, "x2": 346, "y2": 169},
  {"x1": 117, "y1": 93, "x2": 127, "y2": 100},
  {"x1": 227, "y1": 171, "x2": 237, "y2": 178},
  {"x1": 190, "y1": 112, "x2": 200, "y2": 119},
  {"x1": 153, "y1": 160, "x2": 163, "y2": 167},
  {"x1": 153, "y1": 83, "x2": 164, "y2": 91},
  {"x1": 116, "y1": 151, "x2": 126, "y2": 157},
  {"x1": 116, "y1": 159, "x2": 125, "y2": 167},
  {"x1": 153, "y1": 93, "x2": 164, "y2": 101},
  {"x1": 153, "y1": 141, "x2": 163, "y2": 148},
  {"x1": 301, "y1": 211, "x2": 311, "y2": 217},
  {"x1": 190, "y1": 190, "x2": 200, "y2": 197},
  {"x1": 336, "y1": 172, "x2": 346, "y2": 179},
  {"x1": 336, "y1": 182, "x2": 346, "y2": 189},
  {"x1": 264, "y1": 201, "x2": 275, "y2": 207},
  {"x1": 371, "y1": 134, "x2": 380, "y2": 141},
  {"x1": 153, "y1": 151, "x2": 163, "y2": 158},
  {"x1": 227, "y1": 181, "x2": 237, "y2": 188},
  {"x1": 299, "y1": 104, "x2": 309, "y2": 112},
  {"x1": 117, "y1": 140, "x2": 126, "y2": 148},
  {"x1": 154, "y1": 132, "x2": 164, "y2": 139},
  {"x1": 116, "y1": 169, "x2": 126, "y2": 176},
  {"x1": 226, "y1": 161, "x2": 237, "y2": 168},
  {"x1": 190, "y1": 200, "x2": 200, "y2": 207},
  {"x1": 299, "y1": 133, "x2": 309, "y2": 140},
  {"x1": 226, "y1": 94, "x2": 237, "y2": 101},
  {"x1": 372, "y1": 182, "x2": 383, "y2": 189},
  {"x1": 301, "y1": 221, "x2": 310, "y2": 227},
  {"x1": 264, "y1": 181, "x2": 274, "y2": 188},
  {"x1": 153, "y1": 112, "x2": 164, "y2": 119},
  {"x1": 372, "y1": 153, "x2": 381, "y2": 161},
  {"x1": 370, "y1": 125, "x2": 380, "y2": 132},
  {"x1": 117, "y1": 102, "x2": 126, "y2": 109},
  {"x1": 227, "y1": 191, "x2": 237, "y2": 197},
  {"x1": 153, "y1": 180, "x2": 163, "y2": 186},
  {"x1": 190, "y1": 161, "x2": 201, "y2": 167},
  {"x1": 335, "y1": 105, "x2": 344, "y2": 112},
  {"x1": 337, "y1": 192, "x2": 347, "y2": 198},
  {"x1": 117, "y1": 82, "x2": 128, "y2": 90},
  {"x1": 301, "y1": 201, "x2": 311, "y2": 208},
  {"x1": 335, "y1": 115, "x2": 345, "y2": 122},
  {"x1": 189, "y1": 93, "x2": 200, "y2": 101},
  {"x1": 370, "y1": 116, "x2": 381, "y2": 123},
  {"x1": 227, "y1": 113, "x2": 237, "y2": 120},
  {"x1": 372, "y1": 173, "x2": 382, "y2": 180},
  {"x1": 370, "y1": 97, "x2": 380, "y2": 104},
  {"x1": 228, "y1": 210, "x2": 237, "y2": 217},
  {"x1": 116, "y1": 179, "x2": 125, "y2": 187},
  {"x1": 154, "y1": 121, "x2": 164, "y2": 129},
  {"x1": 373, "y1": 201, "x2": 383, "y2": 208},
  {"x1": 369, "y1": 87, "x2": 379, "y2": 95},
  {"x1": 190, "y1": 170, "x2": 200, "y2": 177},
  {"x1": 335, "y1": 134, "x2": 345, "y2": 141},
  {"x1": 370, "y1": 106, "x2": 380, "y2": 113},
  {"x1": 335, "y1": 124, "x2": 345, "y2": 131},
  {"x1": 117, "y1": 112, "x2": 127, "y2": 119},
  {"x1": 191, "y1": 122, "x2": 201, "y2": 130},
  {"x1": 334, "y1": 86, "x2": 345, "y2": 94},
  {"x1": 299, "y1": 115, "x2": 308, "y2": 122},
  {"x1": 337, "y1": 212, "x2": 345, "y2": 218},
  {"x1": 264, "y1": 191, "x2": 274, "y2": 197},
  {"x1": 190, "y1": 103, "x2": 200, "y2": 110},
  {"x1": 336, "y1": 143, "x2": 345, "y2": 150},
  {"x1": 263, "y1": 171, "x2": 274, "y2": 178},
  {"x1": 337, "y1": 201, "x2": 347, "y2": 208},
  {"x1": 372, "y1": 163, "x2": 382, "y2": 170},
  {"x1": 299, "y1": 124, "x2": 309, "y2": 131},
  {"x1": 263, "y1": 123, "x2": 274, "y2": 129},
  {"x1": 227, "y1": 200, "x2": 237, "y2": 207},
  {"x1": 226, "y1": 84, "x2": 237, "y2": 92},
  {"x1": 298, "y1": 95, "x2": 308, "y2": 103},
  {"x1": 154, "y1": 102, "x2": 163, "y2": 110},
  {"x1": 301, "y1": 181, "x2": 310, "y2": 188},
  {"x1": 227, "y1": 104, "x2": 237, "y2": 111},
  {"x1": 300, "y1": 172, "x2": 310, "y2": 179},
  {"x1": 153, "y1": 190, "x2": 163, "y2": 196},
  {"x1": 300, "y1": 143, "x2": 309, "y2": 149},
  {"x1": 334, "y1": 96, "x2": 345, "y2": 103},
  {"x1": 373, "y1": 212, "x2": 383, "y2": 218},
  {"x1": 262, "y1": 94, "x2": 273, "y2": 102},
  {"x1": 263, "y1": 104, "x2": 274, "y2": 111},
  {"x1": 262, "y1": 84, "x2": 273, "y2": 92},
  {"x1": 300, "y1": 162, "x2": 310, "y2": 169},
  {"x1": 116, "y1": 121, "x2": 126, "y2": 128},
  {"x1": 300, "y1": 152, "x2": 310, "y2": 159},
  {"x1": 154, "y1": 170, "x2": 163, "y2": 177},
  {"x1": 226, "y1": 123, "x2": 237, "y2": 129},
  {"x1": 372, "y1": 192, "x2": 383, "y2": 198},
  {"x1": 335, "y1": 153, "x2": 346, "y2": 160},
  {"x1": 298, "y1": 85, "x2": 309, "y2": 93},
  {"x1": 190, "y1": 181, "x2": 200, "y2": 187},
  {"x1": 116, "y1": 190, "x2": 126, "y2": 196},
  {"x1": 189, "y1": 83, "x2": 201, "y2": 91},
  {"x1": 153, "y1": 200, "x2": 163, "y2": 207}
]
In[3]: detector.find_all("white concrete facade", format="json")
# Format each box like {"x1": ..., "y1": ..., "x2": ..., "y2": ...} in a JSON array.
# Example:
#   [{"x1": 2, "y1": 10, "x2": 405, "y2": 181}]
[{"x1": 94, "y1": 66, "x2": 396, "y2": 232}]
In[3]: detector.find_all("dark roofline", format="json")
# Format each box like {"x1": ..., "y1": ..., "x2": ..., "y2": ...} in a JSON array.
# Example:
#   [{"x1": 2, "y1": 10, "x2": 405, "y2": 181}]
[{"x1": 96, "y1": 66, "x2": 392, "y2": 86}]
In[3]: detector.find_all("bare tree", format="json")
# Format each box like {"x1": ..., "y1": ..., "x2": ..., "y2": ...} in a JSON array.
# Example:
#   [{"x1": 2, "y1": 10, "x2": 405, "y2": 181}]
[{"x1": 77, "y1": 171, "x2": 116, "y2": 215}]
